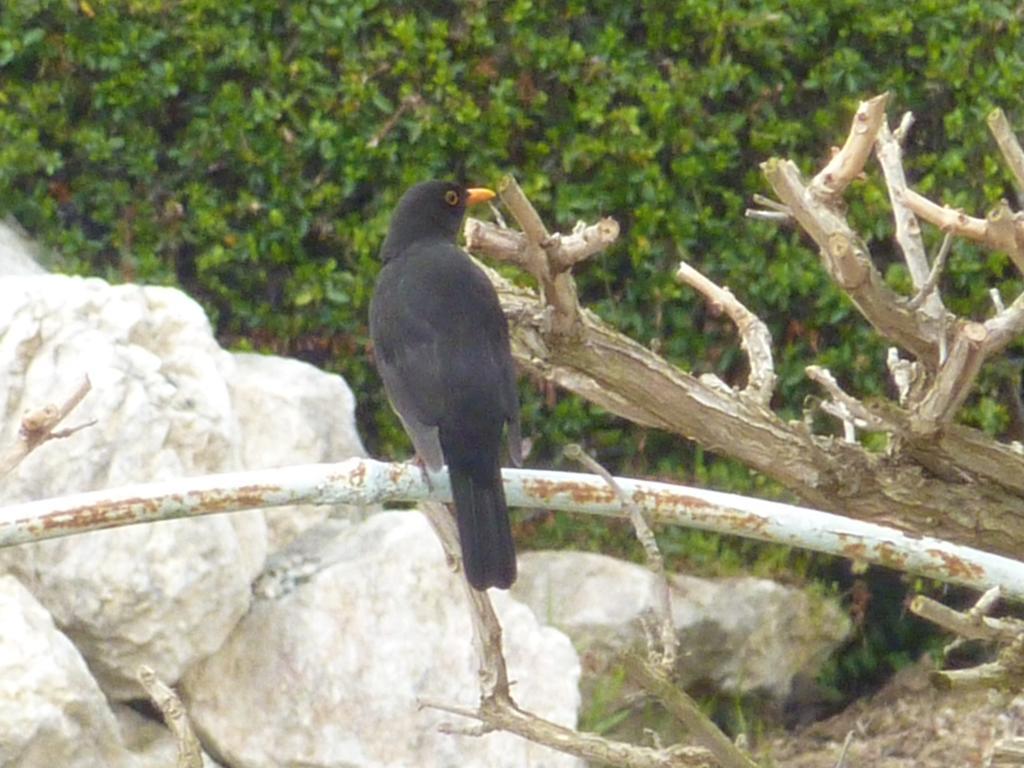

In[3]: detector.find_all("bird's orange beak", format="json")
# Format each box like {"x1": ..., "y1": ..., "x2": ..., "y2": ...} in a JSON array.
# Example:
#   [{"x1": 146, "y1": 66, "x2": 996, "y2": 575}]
[{"x1": 465, "y1": 187, "x2": 496, "y2": 206}]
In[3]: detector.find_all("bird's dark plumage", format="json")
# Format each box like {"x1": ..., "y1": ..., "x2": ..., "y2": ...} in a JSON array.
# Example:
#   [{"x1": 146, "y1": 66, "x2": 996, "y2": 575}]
[{"x1": 370, "y1": 180, "x2": 522, "y2": 590}]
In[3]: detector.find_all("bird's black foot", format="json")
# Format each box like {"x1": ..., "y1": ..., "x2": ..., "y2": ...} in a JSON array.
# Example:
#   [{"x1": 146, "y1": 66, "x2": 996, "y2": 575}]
[{"x1": 410, "y1": 455, "x2": 435, "y2": 491}]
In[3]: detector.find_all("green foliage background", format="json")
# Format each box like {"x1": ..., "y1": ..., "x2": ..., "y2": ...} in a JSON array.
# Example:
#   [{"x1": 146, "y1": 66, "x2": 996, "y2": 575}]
[{"x1": 2, "y1": 0, "x2": 1023, "y2": 711}]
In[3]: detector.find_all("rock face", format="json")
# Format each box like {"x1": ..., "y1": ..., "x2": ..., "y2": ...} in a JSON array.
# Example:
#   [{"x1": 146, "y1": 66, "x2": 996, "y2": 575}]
[
  {"x1": 231, "y1": 351, "x2": 368, "y2": 550},
  {"x1": 0, "y1": 219, "x2": 46, "y2": 275},
  {"x1": 0, "y1": 272, "x2": 365, "y2": 701},
  {"x1": 183, "y1": 511, "x2": 584, "y2": 768},
  {"x1": 0, "y1": 574, "x2": 136, "y2": 768},
  {"x1": 513, "y1": 551, "x2": 850, "y2": 700}
]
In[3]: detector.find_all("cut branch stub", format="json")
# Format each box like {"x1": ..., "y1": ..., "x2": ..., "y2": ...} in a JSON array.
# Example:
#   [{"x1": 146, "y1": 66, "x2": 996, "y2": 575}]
[
  {"x1": 464, "y1": 175, "x2": 619, "y2": 338},
  {"x1": 811, "y1": 92, "x2": 890, "y2": 200},
  {"x1": 909, "y1": 320, "x2": 988, "y2": 435},
  {"x1": 903, "y1": 188, "x2": 1024, "y2": 274}
]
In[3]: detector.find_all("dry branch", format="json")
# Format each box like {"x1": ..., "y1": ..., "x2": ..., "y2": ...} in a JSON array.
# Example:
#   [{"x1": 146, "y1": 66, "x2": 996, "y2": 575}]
[
  {"x1": 989, "y1": 108, "x2": 1024, "y2": 199},
  {"x1": 565, "y1": 443, "x2": 677, "y2": 670},
  {"x1": 676, "y1": 260, "x2": 776, "y2": 405},
  {"x1": 463, "y1": 98, "x2": 1024, "y2": 561},
  {"x1": 812, "y1": 92, "x2": 890, "y2": 199},
  {"x1": 625, "y1": 655, "x2": 759, "y2": 768},
  {"x1": 875, "y1": 115, "x2": 946, "y2": 320},
  {"x1": 137, "y1": 665, "x2": 203, "y2": 768},
  {"x1": 762, "y1": 156, "x2": 946, "y2": 364},
  {"x1": 911, "y1": 590, "x2": 1024, "y2": 693},
  {"x1": 0, "y1": 375, "x2": 94, "y2": 478},
  {"x1": 902, "y1": 188, "x2": 1024, "y2": 273}
]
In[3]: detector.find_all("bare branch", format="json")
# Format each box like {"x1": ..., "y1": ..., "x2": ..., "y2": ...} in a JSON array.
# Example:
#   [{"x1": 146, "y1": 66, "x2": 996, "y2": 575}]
[
  {"x1": 744, "y1": 209, "x2": 792, "y2": 224},
  {"x1": 931, "y1": 635, "x2": 1024, "y2": 692},
  {"x1": 903, "y1": 189, "x2": 1024, "y2": 273},
  {"x1": 0, "y1": 375, "x2": 93, "y2": 478},
  {"x1": 137, "y1": 665, "x2": 203, "y2": 768},
  {"x1": 876, "y1": 114, "x2": 945, "y2": 317},
  {"x1": 463, "y1": 175, "x2": 619, "y2": 337},
  {"x1": 805, "y1": 366, "x2": 892, "y2": 434},
  {"x1": 909, "y1": 594, "x2": 1024, "y2": 644},
  {"x1": 834, "y1": 731, "x2": 855, "y2": 768},
  {"x1": 745, "y1": 194, "x2": 793, "y2": 224},
  {"x1": 418, "y1": 500, "x2": 511, "y2": 699},
  {"x1": 910, "y1": 321, "x2": 989, "y2": 434},
  {"x1": 762, "y1": 157, "x2": 944, "y2": 364},
  {"x1": 812, "y1": 92, "x2": 890, "y2": 199},
  {"x1": 624, "y1": 654, "x2": 759, "y2": 768},
  {"x1": 984, "y1": 290, "x2": 1024, "y2": 352},
  {"x1": 911, "y1": 587, "x2": 1024, "y2": 694},
  {"x1": 548, "y1": 218, "x2": 621, "y2": 271},
  {"x1": 906, "y1": 231, "x2": 953, "y2": 311},
  {"x1": 676, "y1": 260, "x2": 776, "y2": 404},
  {"x1": 988, "y1": 108, "x2": 1024, "y2": 200}
]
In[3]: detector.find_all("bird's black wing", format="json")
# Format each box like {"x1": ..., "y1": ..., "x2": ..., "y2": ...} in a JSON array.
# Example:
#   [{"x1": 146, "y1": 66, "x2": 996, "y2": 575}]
[
  {"x1": 369, "y1": 257, "x2": 447, "y2": 469},
  {"x1": 462, "y1": 264, "x2": 523, "y2": 466}
]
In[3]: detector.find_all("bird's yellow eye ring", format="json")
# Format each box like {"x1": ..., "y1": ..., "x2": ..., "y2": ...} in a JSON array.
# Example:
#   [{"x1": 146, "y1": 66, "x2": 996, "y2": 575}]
[{"x1": 444, "y1": 189, "x2": 460, "y2": 206}]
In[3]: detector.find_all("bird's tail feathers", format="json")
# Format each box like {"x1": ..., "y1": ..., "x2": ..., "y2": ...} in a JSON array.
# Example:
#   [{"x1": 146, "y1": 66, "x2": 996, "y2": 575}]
[{"x1": 449, "y1": 464, "x2": 516, "y2": 590}]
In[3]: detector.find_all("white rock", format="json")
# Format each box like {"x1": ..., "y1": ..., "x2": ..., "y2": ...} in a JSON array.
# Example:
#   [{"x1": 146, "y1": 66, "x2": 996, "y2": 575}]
[
  {"x1": 183, "y1": 511, "x2": 583, "y2": 768},
  {"x1": 0, "y1": 574, "x2": 136, "y2": 768},
  {"x1": 231, "y1": 351, "x2": 367, "y2": 551},
  {"x1": 0, "y1": 274, "x2": 268, "y2": 700},
  {"x1": 514, "y1": 551, "x2": 850, "y2": 700},
  {"x1": 0, "y1": 218, "x2": 46, "y2": 275}
]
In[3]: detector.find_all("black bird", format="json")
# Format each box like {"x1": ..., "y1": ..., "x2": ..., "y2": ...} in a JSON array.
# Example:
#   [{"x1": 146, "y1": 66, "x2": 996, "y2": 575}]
[{"x1": 369, "y1": 180, "x2": 522, "y2": 590}]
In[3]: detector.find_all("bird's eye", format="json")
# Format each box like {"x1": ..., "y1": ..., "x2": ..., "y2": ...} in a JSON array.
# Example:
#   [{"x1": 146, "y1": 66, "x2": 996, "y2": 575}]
[{"x1": 444, "y1": 190, "x2": 460, "y2": 206}]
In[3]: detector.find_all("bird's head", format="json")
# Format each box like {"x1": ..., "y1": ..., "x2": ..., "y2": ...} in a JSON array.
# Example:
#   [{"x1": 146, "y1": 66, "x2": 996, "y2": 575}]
[{"x1": 380, "y1": 180, "x2": 495, "y2": 261}]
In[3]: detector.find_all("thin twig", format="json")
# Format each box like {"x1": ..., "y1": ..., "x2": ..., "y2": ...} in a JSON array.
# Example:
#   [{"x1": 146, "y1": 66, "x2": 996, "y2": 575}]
[
  {"x1": 564, "y1": 443, "x2": 677, "y2": 670},
  {"x1": 906, "y1": 231, "x2": 953, "y2": 310},
  {"x1": 744, "y1": 209, "x2": 793, "y2": 223},
  {"x1": 805, "y1": 366, "x2": 892, "y2": 433},
  {"x1": 0, "y1": 375, "x2": 93, "y2": 478},
  {"x1": 137, "y1": 665, "x2": 203, "y2": 768},
  {"x1": 624, "y1": 654, "x2": 759, "y2": 768},
  {"x1": 909, "y1": 594, "x2": 1024, "y2": 643},
  {"x1": 834, "y1": 730, "x2": 855, "y2": 768}
]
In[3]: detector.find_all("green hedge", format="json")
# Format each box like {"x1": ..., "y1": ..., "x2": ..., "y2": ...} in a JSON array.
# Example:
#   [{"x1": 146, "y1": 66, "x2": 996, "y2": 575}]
[{"x1": 2, "y1": 0, "x2": 1023, "y2": 482}]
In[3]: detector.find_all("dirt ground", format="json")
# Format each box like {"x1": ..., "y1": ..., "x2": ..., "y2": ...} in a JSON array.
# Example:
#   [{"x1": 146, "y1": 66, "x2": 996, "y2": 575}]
[{"x1": 767, "y1": 658, "x2": 1024, "y2": 767}]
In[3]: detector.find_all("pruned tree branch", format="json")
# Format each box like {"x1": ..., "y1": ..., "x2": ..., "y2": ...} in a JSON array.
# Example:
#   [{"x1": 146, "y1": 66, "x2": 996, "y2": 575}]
[
  {"x1": 911, "y1": 589, "x2": 1024, "y2": 693},
  {"x1": 676, "y1": 260, "x2": 776, "y2": 405},
  {"x1": 988, "y1": 107, "x2": 1024, "y2": 203},
  {"x1": 902, "y1": 189, "x2": 1024, "y2": 273},
  {"x1": 454, "y1": 98, "x2": 1024, "y2": 565},
  {"x1": 875, "y1": 114, "x2": 946, "y2": 320}
]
